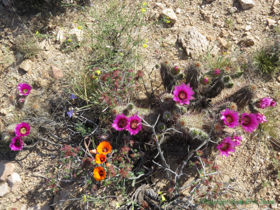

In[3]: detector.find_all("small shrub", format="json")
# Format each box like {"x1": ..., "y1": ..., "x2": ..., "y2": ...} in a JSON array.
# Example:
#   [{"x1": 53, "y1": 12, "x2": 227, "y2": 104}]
[{"x1": 14, "y1": 34, "x2": 41, "y2": 59}]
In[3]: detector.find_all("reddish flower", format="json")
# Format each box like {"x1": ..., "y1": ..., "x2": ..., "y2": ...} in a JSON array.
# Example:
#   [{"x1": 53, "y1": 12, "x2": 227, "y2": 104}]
[
  {"x1": 127, "y1": 113, "x2": 142, "y2": 135},
  {"x1": 173, "y1": 83, "x2": 195, "y2": 105},
  {"x1": 95, "y1": 154, "x2": 107, "y2": 164},
  {"x1": 241, "y1": 113, "x2": 259, "y2": 133},
  {"x1": 93, "y1": 166, "x2": 106, "y2": 181},
  {"x1": 217, "y1": 137, "x2": 237, "y2": 157},
  {"x1": 97, "y1": 141, "x2": 112, "y2": 155},
  {"x1": 220, "y1": 109, "x2": 239, "y2": 128},
  {"x1": 233, "y1": 135, "x2": 242, "y2": 146},
  {"x1": 14, "y1": 122, "x2": 30, "y2": 137},
  {"x1": 17, "y1": 83, "x2": 31, "y2": 96},
  {"x1": 112, "y1": 114, "x2": 128, "y2": 131},
  {"x1": 9, "y1": 136, "x2": 23, "y2": 151},
  {"x1": 256, "y1": 113, "x2": 267, "y2": 124},
  {"x1": 257, "y1": 97, "x2": 276, "y2": 109}
]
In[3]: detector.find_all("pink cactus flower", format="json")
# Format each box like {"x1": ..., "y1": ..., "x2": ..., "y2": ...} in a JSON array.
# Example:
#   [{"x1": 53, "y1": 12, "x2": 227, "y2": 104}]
[
  {"x1": 213, "y1": 69, "x2": 220, "y2": 76},
  {"x1": 257, "y1": 97, "x2": 275, "y2": 109},
  {"x1": 127, "y1": 113, "x2": 142, "y2": 135},
  {"x1": 173, "y1": 83, "x2": 195, "y2": 105},
  {"x1": 14, "y1": 122, "x2": 30, "y2": 137},
  {"x1": 17, "y1": 83, "x2": 32, "y2": 96},
  {"x1": 220, "y1": 108, "x2": 239, "y2": 128},
  {"x1": 217, "y1": 137, "x2": 237, "y2": 157},
  {"x1": 241, "y1": 113, "x2": 259, "y2": 133},
  {"x1": 256, "y1": 113, "x2": 267, "y2": 124},
  {"x1": 233, "y1": 135, "x2": 242, "y2": 146},
  {"x1": 9, "y1": 136, "x2": 24, "y2": 151},
  {"x1": 112, "y1": 114, "x2": 129, "y2": 131}
]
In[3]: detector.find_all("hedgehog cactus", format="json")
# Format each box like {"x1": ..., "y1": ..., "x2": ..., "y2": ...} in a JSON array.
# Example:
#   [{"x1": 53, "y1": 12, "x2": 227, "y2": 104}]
[{"x1": 160, "y1": 62, "x2": 176, "y2": 93}]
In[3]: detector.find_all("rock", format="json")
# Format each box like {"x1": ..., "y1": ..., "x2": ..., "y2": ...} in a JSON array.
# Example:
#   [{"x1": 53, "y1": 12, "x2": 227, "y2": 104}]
[
  {"x1": 220, "y1": 29, "x2": 228, "y2": 38},
  {"x1": 245, "y1": 25, "x2": 252, "y2": 31},
  {"x1": 19, "y1": 60, "x2": 33, "y2": 72},
  {"x1": 236, "y1": 17, "x2": 242, "y2": 24},
  {"x1": 200, "y1": 10, "x2": 212, "y2": 23},
  {"x1": 161, "y1": 8, "x2": 177, "y2": 25},
  {"x1": 241, "y1": 36, "x2": 255, "y2": 47},
  {"x1": 68, "y1": 28, "x2": 83, "y2": 42},
  {"x1": 0, "y1": 182, "x2": 10, "y2": 197},
  {"x1": 238, "y1": 0, "x2": 255, "y2": 10},
  {"x1": 20, "y1": 204, "x2": 27, "y2": 210},
  {"x1": 228, "y1": 7, "x2": 237, "y2": 14},
  {"x1": 0, "y1": 161, "x2": 15, "y2": 181},
  {"x1": 50, "y1": 66, "x2": 63, "y2": 79},
  {"x1": 33, "y1": 78, "x2": 50, "y2": 88},
  {"x1": 154, "y1": 3, "x2": 165, "y2": 10},
  {"x1": 267, "y1": 18, "x2": 277, "y2": 28},
  {"x1": 177, "y1": 27, "x2": 219, "y2": 58},
  {"x1": 277, "y1": 76, "x2": 280, "y2": 82},
  {"x1": 206, "y1": 35, "x2": 215, "y2": 41},
  {"x1": 271, "y1": 203, "x2": 278, "y2": 209},
  {"x1": 222, "y1": 175, "x2": 230, "y2": 182},
  {"x1": 217, "y1": 37, "x2": 230, "y2": 49},
  {"x1": 0, "y1": 119, "x2": 5, "y2": 131},
  {"x1": 175, "y1": 8, "x2": 181, "y2": 14},
  {"x1": 7, "y1": 172, "x2": 22, "y2": 192},
  {"x1": 27, "y1": 205, "x2": 40, "y2": 210}
]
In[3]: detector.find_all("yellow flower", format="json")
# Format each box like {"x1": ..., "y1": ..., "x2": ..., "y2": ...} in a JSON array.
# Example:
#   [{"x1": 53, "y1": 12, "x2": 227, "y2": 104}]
[
  {"x1": 78, "y1": 26, "x2": 82, "y2": 30},
  {"x1": 141, "y1": 8, "x2": 146, "y2": 13},
  {"x1": 116, "y1": 203, "x2": 120, "y2": 208},
  {"x1": 166, "y1": 20, "x2": 171, "y2": 24},
  {"x1": 36, "y1": 31, "x2": 39, "y2": 35},
  {"x1": 166, "y1": 16, "x2": 169, "y2": 19},
  {"x1": 145, "y1": 39, "x2": 148, "y2": 43},
  {"x1": 269, "y1": 16, "x2": 272, "y2": 19},
  {"x1": 200, "y1": 174, "x2": 204, "y2": 177},
  {"x1": 96, "y1": 70, "x2": 101, "y2": 75},
  {"x1": 143, "y1": 44, "x2": 148, "y2": 48},
  {"x1": 161, "y1": 195, "x2": 166, "y2": 202},
  {"x1": 73, "y1": 21, "x2": 76, "y2": 23},
  {"x1": 84, "y1": 195, "x2": 87, "y2": 202},
  {"x1": 143, "y1": 2, "x2": 147, "y2": 6},
  {"x1": 67, "y1": 39, "x2": 72, "y2": 42}
]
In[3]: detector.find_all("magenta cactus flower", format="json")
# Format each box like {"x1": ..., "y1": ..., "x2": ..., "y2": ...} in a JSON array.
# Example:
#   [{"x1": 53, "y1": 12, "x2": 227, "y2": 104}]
[
  {"x1": 17, "y1": 83, "x2": 32, "y2": 96},
  {"x1": 220, "y1": 108, "x2": 239, "y2": 128},
  {"x1": 212, "y1": 69, "x2": 220, "y2": 76},
  {"x1": 233, "y1": 135, "x2": 242, "y2": 146},
  {"x1": 9, "y1": 136, "x2": 24, "y2": 151},
  {"x1": 217, "y1": 137, "x2": 237, "y2": 157},
  {"x1": 257, "y1": 97, "x2": 275, "y2": 109},
  {"x1": 200, "y1": 76, "x2": 210, "y2": 85},
  {"x1": 173, "y1": 83, "x2": 195, "y2": 105},
  {"x1": 256, "y1": 113, "x2": 267, "y2": 124},
  {"x1": 127, "y1": 113, "x2": 142, "y2": 135},
  {"x1": 241, "y1": 113, "x2": 259, "y2": 133},
  {"x1": 14, "y1": 122, "x2": 30, "y2": 137},
  {"x1": 112, "y1": 114, "x2": 128, "y2": 131}
]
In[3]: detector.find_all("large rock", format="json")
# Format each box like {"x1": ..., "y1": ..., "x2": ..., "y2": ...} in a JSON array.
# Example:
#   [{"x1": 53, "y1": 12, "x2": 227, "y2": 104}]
[
  {"x1": 238, "y1": 0, "x2": 255, "y2": 10},
  {"x1": 160, "y1": 8, "x2": 177, "y2": 25},
  {"x1": 50, "y1": 66, "x2": 64, "y2": 79},
  {"x1": 0, "y1": 182, "x2": 10, "y2": 197},
  {"x1": 19, "y1": 59, "x2": 33, "y2": 73},
  {"x1": 7, "y1": 172, "x2": 22, "y2": 192},
  {"x1": 0, "y1": 161, "x2": 15, "y2": 181},
  {"x1": 177, "y1": 27, "x2": 218, "y2": 58}
]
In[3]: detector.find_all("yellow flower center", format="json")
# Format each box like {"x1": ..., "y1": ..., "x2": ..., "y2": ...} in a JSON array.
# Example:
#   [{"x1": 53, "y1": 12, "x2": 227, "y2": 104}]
[{"x1": 20, "y1": 127, "x2": 27, "y2": 134}]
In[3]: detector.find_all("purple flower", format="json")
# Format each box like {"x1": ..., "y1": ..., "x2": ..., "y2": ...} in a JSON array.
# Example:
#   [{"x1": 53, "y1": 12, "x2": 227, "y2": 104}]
[
  {"x1": 9, "y1": 136, "x2": 24, "y2": 151},
  {"x1": 257, "y1": 97, "x2": 275, "y2": 109},
  {"x1": 17, "y1": 83, "x2": 32, "y2": 96},
  {"x1": 70, "y1": 94, "x2": 77, "y2": 100},
  {"x1": 173, "y1": 83, "x2": 195, "y2": 105},
  {"x1": 127, "y1": 113, "x2": 142, "y2": 135},
  {"x1": 241, "y1": 113, "x2": 259, "y2": 133},
  {"x1": 112, "y1": 114, "x2": 128, "y2": 131},
  {"x1": 220, "y1": 108, "x2": 239, "y2": 128},
  {"x1": 14, "y1": 122, "x2": 30, "y2": 137},
  {"x1": 217, "y1": 137, "x2": 237, "y2": 157},
  {"x1": 233, "y1": 135, "x2": 242, "y2": 146},
  {"x1": 67, "y1": 110, "x2": 74, "y2": 118},
  {"x1": 212, "y1": 69, "x2": 220, "y2": 76},
  {"x1": 256, "y1": 113, "x2": 267, "y2": 124}
]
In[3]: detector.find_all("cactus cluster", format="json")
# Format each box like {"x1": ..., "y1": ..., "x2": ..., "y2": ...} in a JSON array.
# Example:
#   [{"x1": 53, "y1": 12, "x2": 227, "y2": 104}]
[{"x1": 111, "y1": 60, "x2": 271, "y2": 147}]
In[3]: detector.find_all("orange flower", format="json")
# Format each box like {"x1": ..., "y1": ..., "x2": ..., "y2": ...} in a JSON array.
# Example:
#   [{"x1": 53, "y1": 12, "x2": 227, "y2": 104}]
[
  {"x1": 106, "y1": 162, "x2": 111, "y2": 167},
  {"x1": 93, "y1": 166, "x2": 106, "y2": 181},
  {"x1": 95, "y1": 154, "x2": 107, "y2": 164},
  {"x1": 97, "y1": 141, "x2": 112, "y2": 155}
]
